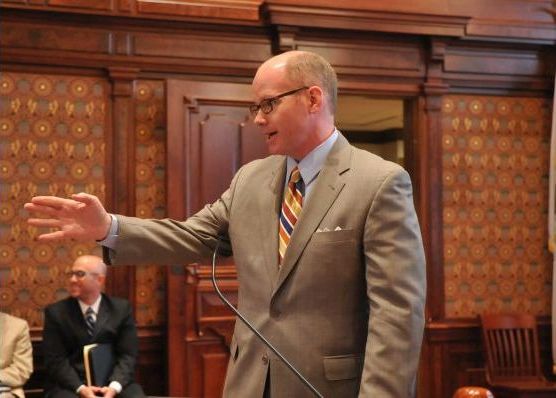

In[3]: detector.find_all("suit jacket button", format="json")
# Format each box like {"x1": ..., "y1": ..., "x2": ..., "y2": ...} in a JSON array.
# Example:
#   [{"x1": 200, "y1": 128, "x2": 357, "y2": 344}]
[{"x1": 262, "y1": 354, "x2": 269, "y2": 364}]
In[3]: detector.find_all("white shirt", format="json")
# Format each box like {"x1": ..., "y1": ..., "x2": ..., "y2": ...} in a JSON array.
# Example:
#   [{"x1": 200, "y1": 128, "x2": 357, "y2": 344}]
[
  {"x1": 78, "y1": 295, "x2": 101, "y2": 321},
  {"x1": 284, "y1": 128, "x2": 339, "y2": 205}
]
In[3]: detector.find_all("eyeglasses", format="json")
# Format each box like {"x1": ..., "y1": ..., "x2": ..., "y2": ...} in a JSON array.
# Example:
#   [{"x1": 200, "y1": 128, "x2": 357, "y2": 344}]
[
  {"x1": 249, "y1": 86, "x2": 308, "y2": 116},
  {"x1": 66, "y1": 270, "x2": 99, "y2": 279}
]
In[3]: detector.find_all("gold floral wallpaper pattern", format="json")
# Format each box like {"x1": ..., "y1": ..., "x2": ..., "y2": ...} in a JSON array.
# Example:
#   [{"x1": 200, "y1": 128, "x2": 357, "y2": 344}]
[
  {"x1": 0, "y1": 73, "x2": 167, "y2": 328},
  {"x1": 442, "y1": 95, "x2": 552, "y2": 318},
  {"x1": 0, "y1": 72, "x2": 106, "y2": 327},
  {"x1": 133, "y1": 80, "x2": 167, "y2": 326}
]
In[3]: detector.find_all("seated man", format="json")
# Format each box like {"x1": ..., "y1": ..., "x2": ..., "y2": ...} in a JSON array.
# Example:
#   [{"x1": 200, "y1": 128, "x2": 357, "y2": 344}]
[
  {"x1": 0, "y1": 311, "x2": 33, "y2": 398},
  {"x1": 43, "y1": 255, "x2": 145, "y2": 398}
]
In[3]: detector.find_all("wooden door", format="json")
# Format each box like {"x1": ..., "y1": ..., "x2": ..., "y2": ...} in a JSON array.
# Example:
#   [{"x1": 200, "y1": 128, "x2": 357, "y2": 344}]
[{"x1": 165, "y1": 79, "x2": 267, "y2": 397}]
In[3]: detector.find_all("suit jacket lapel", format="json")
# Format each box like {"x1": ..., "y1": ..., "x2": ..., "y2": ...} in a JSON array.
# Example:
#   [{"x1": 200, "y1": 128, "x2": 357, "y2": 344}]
[
  {"x1": 273, "y1": 135, "x2": 352, "y2": 297},
  {"x1": 94, "y1": 295, "x2": 110, "y2": 338},
  {"x1": 260, "y1": 157, "x2": 286, "y2": 286},
  {"x1": 69, "y1": 298, "x2": 90, "y2": 344}
]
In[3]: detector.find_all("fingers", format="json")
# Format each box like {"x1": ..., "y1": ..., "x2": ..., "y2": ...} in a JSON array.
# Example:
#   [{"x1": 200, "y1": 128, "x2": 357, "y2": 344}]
[
  {"x1": 28, "y1": 196, "x2": 78, "y2": 209},
  {"x1": 36, "y1": 230, "x2": 68, "y2": 242},
  {"x1": 27, "y1": 218, "x2": 61, "y2": 228},
  {"x1": 24, "y1": 203, "x2": 61, "y2": 217}
]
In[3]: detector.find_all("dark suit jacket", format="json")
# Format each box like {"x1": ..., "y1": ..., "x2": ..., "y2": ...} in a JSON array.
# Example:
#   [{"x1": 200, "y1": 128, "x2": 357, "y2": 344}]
[{"x1": 42, "y1": 294, "x2": 138, "y2": 393}]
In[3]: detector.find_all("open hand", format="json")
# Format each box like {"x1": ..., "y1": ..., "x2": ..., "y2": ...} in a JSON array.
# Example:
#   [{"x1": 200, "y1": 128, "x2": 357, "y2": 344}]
[{"x1": 24, "y1": 193, "x2": 112, "y2": 242}]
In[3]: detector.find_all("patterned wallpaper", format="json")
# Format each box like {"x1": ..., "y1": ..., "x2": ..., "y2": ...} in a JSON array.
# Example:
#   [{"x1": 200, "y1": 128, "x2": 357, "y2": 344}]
[
  {"x1": 2, "y1": 73, "x2": 550, "y2": 326},
  {"x1": 442, "y1": 95, "x2": 552, "y2": 318},
  {"x1": 0, "y1": 73, "x2": 167, "y2": 328},
  {"x1": 133, "y1": 80, "x2": 167, "y2": 326},
  {"x1": 0, "y1": 72, "x2": 106, "y2": 327}
]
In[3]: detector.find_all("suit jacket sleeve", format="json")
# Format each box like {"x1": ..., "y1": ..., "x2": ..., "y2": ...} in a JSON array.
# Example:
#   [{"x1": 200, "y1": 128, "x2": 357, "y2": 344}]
[
  {"x1": 0, "y1": 319, "x2": 33, "y2": 387},
  {"x1": 107, "y1": 164, "x2": 243, "y2": 266},
  {"x1": 43, "y1": 306, "x2": 83, "y2": 390},
  {"x1": 109, "y1": 300, "x2": 138, "y2": 387},
  {"x1": 359, "y1": 168, "x2": 426, "y2": 397}
]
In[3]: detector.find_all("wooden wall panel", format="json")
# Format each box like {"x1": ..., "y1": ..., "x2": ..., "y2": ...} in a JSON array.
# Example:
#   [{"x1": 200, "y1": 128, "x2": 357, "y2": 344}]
[
  {"x1": 166, "y1": 80, "x2": 261, "y2": 218},
  {"x1": 267, "y1": 0, "x2": 556, "y2": 43},
  {"x1": 137, "y1": 0, "x2": 262, "y2": 22},
  {"x1": 442, "y1": 43, "x2": 555, "y2": 93},
  {"x1": 166, "y1": 79, "x2": 261, "y2": 396},
  {"x1": 1, "y1": 22, "x2": 111, "y2": 53},
  {"x1": 132, "y1": 34, "x2": 270, "y2": 64},
  {"x1": 4, "y1": 0, "x2": 555, "y2": 43},
  {"x1": 275, "y1": 28, "x2": 426, "y2": 81}
]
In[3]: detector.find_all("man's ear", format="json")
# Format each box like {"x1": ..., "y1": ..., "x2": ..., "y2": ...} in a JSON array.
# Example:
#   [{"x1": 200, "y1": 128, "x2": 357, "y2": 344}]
[{"x1": 307, "y1": 86, "x2": 324, "y2": 113}]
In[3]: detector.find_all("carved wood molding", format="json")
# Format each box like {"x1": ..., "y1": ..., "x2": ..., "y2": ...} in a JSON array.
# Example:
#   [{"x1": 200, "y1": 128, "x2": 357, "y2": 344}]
[
  {"x1": 108, "y1": 66, "x2": 140, "y2": 97},
  {"x1": 267, "y1": 4, "x2": 470, "y2": 37},
  {"x1": 275, "y1": 25, "x2": 300, "y2": 52},
  {"x1": 137, "y1": 0, "x2": 263, "y2": 22},
  {"x1": 2, "y1": 0, "x2": 265, "y2": 25},
  {"x1": 3, "y1": 1, "x2": 555, "y2": 43}
]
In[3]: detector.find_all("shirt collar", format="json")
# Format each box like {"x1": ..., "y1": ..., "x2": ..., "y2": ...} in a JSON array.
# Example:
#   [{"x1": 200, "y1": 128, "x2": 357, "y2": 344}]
[
  {"x1": 286, "y1": 128, "x2": 339, "y2": 185},
  {"x1": 78, "y1": 294, "x2": 102, "y2": 315}
]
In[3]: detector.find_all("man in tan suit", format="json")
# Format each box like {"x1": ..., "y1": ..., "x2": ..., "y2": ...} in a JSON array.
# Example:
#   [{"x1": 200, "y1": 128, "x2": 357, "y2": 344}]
[
  {"x1": 0, "y1": 312, "x2": 33, "y2": 398},
  {"x1": 25, "y1": 51, "x2": 426, "y2": 397}
]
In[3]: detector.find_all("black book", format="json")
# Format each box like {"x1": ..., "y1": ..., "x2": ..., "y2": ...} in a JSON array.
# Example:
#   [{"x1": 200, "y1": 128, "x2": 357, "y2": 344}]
[{"x1": 83, "y1": 343, "x2": 114, "y2": 387}]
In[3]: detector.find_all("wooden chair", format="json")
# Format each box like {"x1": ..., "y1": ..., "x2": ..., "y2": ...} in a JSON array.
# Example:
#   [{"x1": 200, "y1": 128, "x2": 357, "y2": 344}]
[
  {"x1": 480, "y1": 313, "x2": 556, "y2": 398},
  {"x1": 453, "y1": 386, "x2": 495, "y2": 398}
]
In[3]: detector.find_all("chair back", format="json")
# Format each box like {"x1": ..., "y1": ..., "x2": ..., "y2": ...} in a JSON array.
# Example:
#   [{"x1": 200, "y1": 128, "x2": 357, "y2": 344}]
[{"x1": 480, "y1": 313, "x2": 544, "y2": 384}]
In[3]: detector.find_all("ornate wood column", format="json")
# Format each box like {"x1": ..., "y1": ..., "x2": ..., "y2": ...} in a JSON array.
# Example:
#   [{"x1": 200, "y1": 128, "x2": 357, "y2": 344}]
[
  {"x1": 105, "y1": 66, "x2": 140, "y2": 301},
  {"x1": 417, "y1": 37, "x2": 450, "y2": 398},
  {"x1": 422, "y1": 38, "x2": 450, "y2": 322}
]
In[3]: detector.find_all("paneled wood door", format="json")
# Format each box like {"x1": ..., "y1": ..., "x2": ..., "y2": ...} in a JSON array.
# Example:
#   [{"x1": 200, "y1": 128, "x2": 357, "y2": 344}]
[{"x1": 166, "y1": 79, "x2": 267, "y2": 397}]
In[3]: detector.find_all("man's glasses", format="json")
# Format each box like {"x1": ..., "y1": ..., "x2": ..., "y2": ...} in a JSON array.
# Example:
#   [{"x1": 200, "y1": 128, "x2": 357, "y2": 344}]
[
  {"x1": 66, "y1": 270, "x2": 98, "y2": 279},
  {"x1": 249, "y1": 86, "x2": 308, "y2": 116}
]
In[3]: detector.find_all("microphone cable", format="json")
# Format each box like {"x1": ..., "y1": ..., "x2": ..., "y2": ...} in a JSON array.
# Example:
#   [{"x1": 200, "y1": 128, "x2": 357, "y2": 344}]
[{"x1": 211, "y1": 239, "x2": 323, "y2": 398}]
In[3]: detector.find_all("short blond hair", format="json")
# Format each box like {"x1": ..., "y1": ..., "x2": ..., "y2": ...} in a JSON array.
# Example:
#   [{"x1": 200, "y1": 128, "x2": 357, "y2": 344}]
[{"x1": 284, "y1": 51, "x2": 338, "y2": 113}]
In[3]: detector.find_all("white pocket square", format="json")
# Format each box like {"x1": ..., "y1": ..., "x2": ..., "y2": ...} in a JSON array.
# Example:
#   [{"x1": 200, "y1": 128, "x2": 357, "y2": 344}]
[{"x1": 316, "y1": 226, "x2": 344, "y2": 233}]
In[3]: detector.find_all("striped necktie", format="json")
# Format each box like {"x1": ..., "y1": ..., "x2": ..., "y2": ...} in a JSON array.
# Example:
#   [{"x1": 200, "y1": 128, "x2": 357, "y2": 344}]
[
  {"x1": 85, "y1": 307, "x2": 95, "y2": 337},
  {"x1": 279, "y1": 167, "x2": 304, "y2": 265}
]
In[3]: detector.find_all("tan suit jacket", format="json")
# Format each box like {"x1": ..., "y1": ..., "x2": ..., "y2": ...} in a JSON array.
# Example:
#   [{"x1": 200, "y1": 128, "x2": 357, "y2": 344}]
[
  {"x1": 111, "y1": 134, "x2": 426, "y2": 397},
  {"x1": 0, "y1": 312, "x2": 33, "y2": 398}
]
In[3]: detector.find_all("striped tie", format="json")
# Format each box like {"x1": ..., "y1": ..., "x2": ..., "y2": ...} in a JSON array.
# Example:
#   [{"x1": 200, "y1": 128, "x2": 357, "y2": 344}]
[
  {"x1": 85, "y1": 307, "x2": 95, "y2": 337},
  {"x1": 279, "y1": 167, "x2": 304, "y2": 265}
]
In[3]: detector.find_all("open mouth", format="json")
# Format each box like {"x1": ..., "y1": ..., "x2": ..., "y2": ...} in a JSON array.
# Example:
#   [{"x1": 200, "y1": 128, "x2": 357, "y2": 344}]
[{"x1": 266, "y1": 131, "x2": 277, "y2": 139}]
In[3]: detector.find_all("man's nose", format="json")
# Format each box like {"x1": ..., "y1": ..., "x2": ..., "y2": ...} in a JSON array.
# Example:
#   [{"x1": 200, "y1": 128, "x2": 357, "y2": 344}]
[{"x1": 253, "y1": 111, "x2": 266, "y2": 126}]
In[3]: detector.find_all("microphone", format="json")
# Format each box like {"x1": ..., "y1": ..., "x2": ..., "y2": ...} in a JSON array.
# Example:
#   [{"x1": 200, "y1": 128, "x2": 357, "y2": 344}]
[{"x1": 211, "y1": 240, "x2": 323, "y2": 398}]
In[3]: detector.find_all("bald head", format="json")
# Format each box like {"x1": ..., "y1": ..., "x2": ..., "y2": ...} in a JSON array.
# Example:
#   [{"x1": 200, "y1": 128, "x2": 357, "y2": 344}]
[
  {"x1": 252, "y1": 50, "x2": 337, "y2": 159},
  {"x1": 68, "y1": 255, "x2": 106, "y2": 304},
  {"x1": 74, "y1": 255, "x2": 106, "y2": 275},
  {"x1": 257, "y1": 51, "x2": 338, "y2": 114}
]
